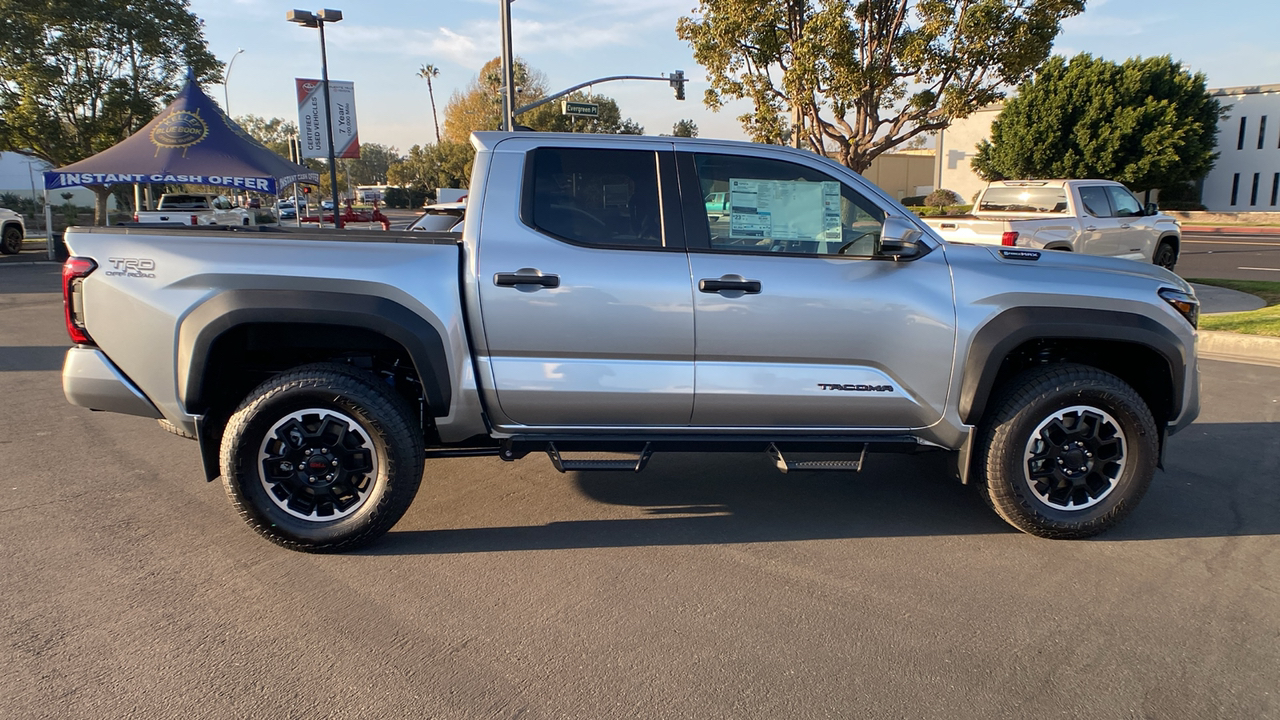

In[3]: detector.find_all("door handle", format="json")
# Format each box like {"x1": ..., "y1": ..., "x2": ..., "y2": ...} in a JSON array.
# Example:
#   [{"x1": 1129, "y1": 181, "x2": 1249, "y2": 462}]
[
  {"x1": 1120, "y1": 223, "x2": 1131, "y2": 229},
  {"x1": 1084, "y1": 225, "x2": 1097, "y2": 231},
  {"x1": 699, "y1": 276, "x2": 762, "y2": 294},
  {"x1": 494, "y1": 270, "x2": 560, "y2": 288}
]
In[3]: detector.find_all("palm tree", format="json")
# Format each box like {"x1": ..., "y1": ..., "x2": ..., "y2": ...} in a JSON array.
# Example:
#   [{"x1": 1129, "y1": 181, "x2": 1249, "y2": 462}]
[{"x1": 417, "y1": 64, "x2": 441, "y2": 145}]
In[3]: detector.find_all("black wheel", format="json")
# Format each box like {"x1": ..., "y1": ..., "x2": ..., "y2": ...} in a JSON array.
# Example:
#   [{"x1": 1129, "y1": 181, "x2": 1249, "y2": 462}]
[
  {"x1": 1153, "y1": 241, "x2": 1177, "y2": 270},
  {"x1": 220, "y1": 362, "x2": 424, "y2": 552},
  {"x1": 1, "y1": 225, "x2": 22, "y2": 254},
  {"x1": 975, "y1": 363, "x2": 1158, "y2": 539},
  {"x1": 158, "y1": 418, "x2": 197, "y2": 440}
]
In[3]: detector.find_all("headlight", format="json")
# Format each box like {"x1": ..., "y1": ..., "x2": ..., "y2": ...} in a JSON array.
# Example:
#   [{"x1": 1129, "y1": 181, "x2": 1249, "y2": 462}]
[{"x1": 1159, "y1": 287, "x2": 1199, "y2": 328}]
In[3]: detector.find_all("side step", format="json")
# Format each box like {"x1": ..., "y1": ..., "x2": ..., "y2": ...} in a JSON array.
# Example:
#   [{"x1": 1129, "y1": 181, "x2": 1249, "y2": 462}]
[
  {"x1": 546, "y1": 442, "x2": 653, "y2": 473},
  {"x1": 768, "y1": 442, "x2": 867, "y2": 473}
]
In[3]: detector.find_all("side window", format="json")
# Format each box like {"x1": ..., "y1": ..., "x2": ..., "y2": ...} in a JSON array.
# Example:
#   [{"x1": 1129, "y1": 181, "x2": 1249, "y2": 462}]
[
  {"x1": 690, "y1": 153, "x2": 884, "y2": 257},
  {"x1": 1078, "y1": 186, "x2": 1113, "y2": 218},
  {"x1": 526, "y1": 147, "x2": 662, "y2": 248},
  {"x1": 1106, "y1": 186, "x2": 1143, "y2": 217}
]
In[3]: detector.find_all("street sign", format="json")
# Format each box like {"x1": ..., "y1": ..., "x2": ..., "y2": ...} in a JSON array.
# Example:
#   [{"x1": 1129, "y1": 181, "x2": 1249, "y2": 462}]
[{"x1": 562, "y1": 101, "x2": 600, "y2": 118}]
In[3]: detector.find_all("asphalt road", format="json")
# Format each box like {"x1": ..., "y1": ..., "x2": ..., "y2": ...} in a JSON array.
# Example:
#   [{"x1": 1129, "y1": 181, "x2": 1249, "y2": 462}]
[
  {"x1": 1177, "y1": 230, "x2": 1280, "y2": 281},
  {"x1": 2, "y1": 265, "x2": 1279, "y2": 720}
]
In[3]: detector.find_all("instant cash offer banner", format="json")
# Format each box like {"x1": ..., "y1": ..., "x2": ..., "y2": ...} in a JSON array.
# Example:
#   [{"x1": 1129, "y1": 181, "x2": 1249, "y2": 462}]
[{"x1": 296, "y1": 78, "x2": 361, "y2": 159}]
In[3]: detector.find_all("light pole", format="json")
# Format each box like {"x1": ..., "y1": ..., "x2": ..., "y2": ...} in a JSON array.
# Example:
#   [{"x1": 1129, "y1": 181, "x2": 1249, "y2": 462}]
[
  {"x1": 287, "y1": 8, "x2": 344, "y2": 229},
  {"x1": 223, "y1": 48, "x2": 244, "y2": 114},
  {"x1": 499, "y1": 0, "x2": 516, "y2": 131}
]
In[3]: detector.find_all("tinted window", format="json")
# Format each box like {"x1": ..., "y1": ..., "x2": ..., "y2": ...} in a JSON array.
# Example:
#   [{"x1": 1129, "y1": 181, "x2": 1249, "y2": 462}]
[
  {"x1": 527, "y1": 148, "x2": 662, "y2": 248},
  {"x1": 1106, "y1": 186, "x2": 1143, "y2": 217},
  {"x1": 978, "y1": 187, "x2": 1068, "y2": 213},
  {"x1": 159, "y1": 195, "x2": 210, "y2": 209},
  {"x1": 1078, "y1": 186, "x2": 1113, "y2": 217},
  {"x1": 691, "y1": 153, "x2": 884, "y2": 257}
]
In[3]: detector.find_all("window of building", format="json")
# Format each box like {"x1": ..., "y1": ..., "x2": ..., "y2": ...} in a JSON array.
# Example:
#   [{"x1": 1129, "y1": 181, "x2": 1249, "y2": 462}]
[
  {"x1": 687, "y1": 153, "x2": 885, "y2": 257},
  {"x1": 1238, "y1": 117, "x2": 1248, "y2": 151},
  {"x1": 1230, "y1": 173, "x2": 1240, "y2": 206},
  {"x1": 1259, "y1": 116, "x2": 1269, "y2": 150},
  {"x1": 1271, "y1": 173, "x2": 1279, "y2": 207},
  {"x1": 524, "y1": 147, "x2": 663, "y2": 248},
  {"x1": 1078, "y1": 186, "x2": 1113, "y2": 217},
  {"x1": 1251, "y1": 173, "x2": 1261, "y2": 206}
]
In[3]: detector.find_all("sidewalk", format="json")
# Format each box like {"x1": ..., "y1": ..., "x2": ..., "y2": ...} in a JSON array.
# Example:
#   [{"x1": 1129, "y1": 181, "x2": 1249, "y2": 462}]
[{"x1": 1182, "y1": 224, "x2": 1280, "y2": 235}]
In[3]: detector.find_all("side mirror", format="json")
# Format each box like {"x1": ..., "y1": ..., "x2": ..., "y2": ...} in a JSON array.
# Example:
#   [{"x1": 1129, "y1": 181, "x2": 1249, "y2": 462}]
[
  {"x1": 878, "y1": 216, "x2": 923, "y2": 259},
  {"x1": 1144, "y1": 202, "x2": 1159, "y2": 216}
]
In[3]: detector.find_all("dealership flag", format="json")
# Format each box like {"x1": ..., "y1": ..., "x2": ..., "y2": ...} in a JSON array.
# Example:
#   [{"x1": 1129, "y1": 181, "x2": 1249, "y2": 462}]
[{"x1": 296, "y1": 78, "x2": 361, "y2": 159}]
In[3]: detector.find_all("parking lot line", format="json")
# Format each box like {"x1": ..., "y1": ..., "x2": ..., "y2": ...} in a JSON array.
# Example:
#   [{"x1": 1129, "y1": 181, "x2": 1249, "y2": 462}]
[{"x1": 1237, "y1": 266, "x2": 1280, "y2": 272}]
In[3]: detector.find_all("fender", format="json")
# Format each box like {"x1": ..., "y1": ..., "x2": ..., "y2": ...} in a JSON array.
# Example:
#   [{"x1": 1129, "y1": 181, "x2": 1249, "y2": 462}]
[
  {"x1": 958, "y1": 306, "x2": 1185, "y2": 426},
  {"x1": 178, "y1": 289, "x2": 452, "y2": 415}
]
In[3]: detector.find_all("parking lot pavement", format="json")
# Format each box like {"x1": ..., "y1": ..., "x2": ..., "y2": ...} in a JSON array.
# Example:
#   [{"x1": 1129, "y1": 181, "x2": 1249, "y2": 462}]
[{"x1": 1, "y1": 264, "x2": 1277, "y2": 719}]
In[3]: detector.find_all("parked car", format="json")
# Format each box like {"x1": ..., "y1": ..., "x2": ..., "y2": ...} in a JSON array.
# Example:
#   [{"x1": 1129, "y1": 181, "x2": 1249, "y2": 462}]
[
  {"x1": 0, "y1": 207, "x2": 25, "y2": 254},
  {"x1": 276, "y1": 200, "x2": 298, "y2": 220},
  {"x1": 60, "y1": 132, "x2": 1200, "y2": 552},
  {"x1": 134, "y1": 193, "x2": 252, "y2": 226},
  {"x1": 919, "y1": 180, "x2": 1181, "y2": 269},
  {"x1": 407, "y1": 202, "x2": 466, "y2": 232}
]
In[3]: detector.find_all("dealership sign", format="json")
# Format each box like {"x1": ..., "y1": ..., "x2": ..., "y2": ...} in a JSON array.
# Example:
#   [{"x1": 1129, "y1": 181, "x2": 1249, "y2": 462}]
[{"x1": 296, "y1": 78, "x2": 361, "y2": 159}]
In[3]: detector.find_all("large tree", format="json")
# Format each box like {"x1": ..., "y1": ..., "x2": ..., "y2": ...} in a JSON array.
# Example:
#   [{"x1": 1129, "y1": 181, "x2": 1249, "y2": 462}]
[
  {"x1": 442, "y1": 57, "x2": 644, "y2": 142},
  {"x1": 0, "y1": 0, "x2": 222, "y2": 223},
  {"x1": 677, "y1": 0, "x2": 1083, "y2": 172},
  {"x1": 971, "y1": 54, "x2": 1223, "y2": 192},
  {"x1": 387, "y1": 142, "x2": 474, "y2": 199}
]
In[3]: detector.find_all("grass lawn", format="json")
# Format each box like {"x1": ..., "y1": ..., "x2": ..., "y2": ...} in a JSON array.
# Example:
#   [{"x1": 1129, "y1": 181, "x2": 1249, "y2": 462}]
[{"x1": 1187, "y1": 278, "x2": 1280, "y2": 337}]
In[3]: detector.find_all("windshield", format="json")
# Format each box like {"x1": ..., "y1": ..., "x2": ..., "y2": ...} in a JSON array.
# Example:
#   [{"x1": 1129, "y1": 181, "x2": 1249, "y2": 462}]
[
  {"x1": 409, "y1": 210, "x2": 465, "y2": 232},
  {"x1": 978, "y1": 187, "x2": 1068, "y2": 213}
]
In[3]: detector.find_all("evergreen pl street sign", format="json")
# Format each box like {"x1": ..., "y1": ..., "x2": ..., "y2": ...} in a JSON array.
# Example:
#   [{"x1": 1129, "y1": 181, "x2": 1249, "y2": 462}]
[{"x1": 562, "y1": 101, "x2": 600, "y2": 118}]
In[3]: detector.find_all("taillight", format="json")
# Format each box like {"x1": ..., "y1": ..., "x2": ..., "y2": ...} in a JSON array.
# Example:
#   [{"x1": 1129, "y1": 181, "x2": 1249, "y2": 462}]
[
  {"x1": 63, "y1": 256, "x2": 97, "y2": 345},
  {"x1": 132, "y1": 213, "x2": 138, "y2": 222},
  {"x1": 1001, "y1": 231, "x2": 1019, "y2": 246},
  {"x1": 190, "y1": 214, "x2": 198, "y2": 225}
]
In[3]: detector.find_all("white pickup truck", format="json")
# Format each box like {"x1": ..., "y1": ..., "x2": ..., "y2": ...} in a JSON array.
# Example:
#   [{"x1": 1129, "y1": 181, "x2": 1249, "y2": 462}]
[
  {"x1": 134, "y1": 193, "x2": 253, "y2": 226},
  {"x1": 920, "y1": 180, "x2": 1181, "y2": 270}
]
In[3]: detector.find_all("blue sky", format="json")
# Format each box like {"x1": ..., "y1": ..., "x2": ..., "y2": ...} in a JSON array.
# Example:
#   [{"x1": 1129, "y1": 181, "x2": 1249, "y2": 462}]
[{"x1": 190, "y1": 0, "x2": 1280, "y2": 153}]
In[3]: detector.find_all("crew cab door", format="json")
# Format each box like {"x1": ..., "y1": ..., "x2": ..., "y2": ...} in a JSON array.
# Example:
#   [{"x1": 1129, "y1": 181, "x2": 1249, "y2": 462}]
[
  {"x1": 1104, "y1": 185, "x2": 1157, "y2": 261},
  {"x1": 474, "y1": 139, "x2": 695, "y2": 427},
  {"x1": 1074, "y1": 185, "x2": 1122, "y2": 256},
  {"x1": 675, "y1": 149, "x2": 956, "y2": 429}
]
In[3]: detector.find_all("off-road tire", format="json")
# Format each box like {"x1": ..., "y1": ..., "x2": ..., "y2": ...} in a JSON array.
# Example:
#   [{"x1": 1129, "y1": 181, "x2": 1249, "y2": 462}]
[
  {"x1": 1, "y1": 225, "x2": 22, "y2": 254},
  {"x1": 220, "y1": 362, "x2": 424, "y2": 552},
  {"x1": 1153, "y1": 241, "x2": 1177, "y2": 271},
  {"x1": 975, "y1": 363, "x2": 1158, "y2": 539},
  {"x1": 157, "y1": 418, "x2": 197, "y2": 440}
]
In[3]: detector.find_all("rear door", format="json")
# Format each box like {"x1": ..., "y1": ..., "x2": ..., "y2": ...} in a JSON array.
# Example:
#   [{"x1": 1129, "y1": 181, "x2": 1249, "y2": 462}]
[
  {"x1": 676, "y1": 148, "x2": 956, "y2": 430},
  {"x1": 474, "y1": 139, "x2": 695, "y2": 428}
]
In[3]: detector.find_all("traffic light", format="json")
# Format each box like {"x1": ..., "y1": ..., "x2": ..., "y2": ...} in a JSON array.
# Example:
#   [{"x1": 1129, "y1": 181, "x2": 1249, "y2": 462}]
[
  {"x1": 670, "y1": 70, "x2": 686, "y2": 101},
  {"x1": 302, "y1": 186, "x2": 312, "y2": 194}
]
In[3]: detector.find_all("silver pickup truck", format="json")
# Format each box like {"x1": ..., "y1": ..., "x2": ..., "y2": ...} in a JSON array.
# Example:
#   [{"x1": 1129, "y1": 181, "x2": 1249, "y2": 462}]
[
  {"x1": 921, "y1": 180, "x2": 1182, "y2": 269},
  {"x1": 60, "y1": 132, "x2": 1201, "y2": 552}
]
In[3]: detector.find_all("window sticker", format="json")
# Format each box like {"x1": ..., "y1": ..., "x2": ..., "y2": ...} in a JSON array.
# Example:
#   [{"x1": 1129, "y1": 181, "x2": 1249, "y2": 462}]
[{"x1": 728, "y1": 178, "x2": 842, "y2": 240}]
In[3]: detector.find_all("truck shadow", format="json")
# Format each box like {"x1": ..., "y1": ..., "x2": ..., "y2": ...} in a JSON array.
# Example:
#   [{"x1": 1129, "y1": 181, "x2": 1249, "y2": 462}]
[
  {"x1": 0, "y1": 345, "x2": 68, "y2": 372},
  {"x1": 367, "y1": 422, "x2": 1279, "y2": 555}
]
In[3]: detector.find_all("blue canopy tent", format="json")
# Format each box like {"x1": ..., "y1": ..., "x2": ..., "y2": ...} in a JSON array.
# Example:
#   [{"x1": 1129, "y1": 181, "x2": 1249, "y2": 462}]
[{"x1": 44, "y1": 74, "x2": 318, "y2": 197}]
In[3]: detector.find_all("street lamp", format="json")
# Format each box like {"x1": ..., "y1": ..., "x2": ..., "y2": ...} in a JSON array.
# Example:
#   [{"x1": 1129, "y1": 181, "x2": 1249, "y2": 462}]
[
  {"x1": 287, "y1": 8, "x2": 344, "y2": 229},
  {"x1": 223, "y1": 47, "x2": 244, "y2": 114}
]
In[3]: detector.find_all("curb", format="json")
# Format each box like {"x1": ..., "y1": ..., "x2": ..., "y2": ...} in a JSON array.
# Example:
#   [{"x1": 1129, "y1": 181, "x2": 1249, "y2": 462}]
[
  {"x1": 1182, "y1": 225, "x2": 1280, "y2": 235},
  {"x1": 1198, "y1": 330, "x2": 1280, "y2": 368}
]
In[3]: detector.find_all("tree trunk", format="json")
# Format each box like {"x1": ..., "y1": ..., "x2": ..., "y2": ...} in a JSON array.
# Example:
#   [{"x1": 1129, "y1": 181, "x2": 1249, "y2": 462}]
[
  {"x1": 428, "y1": 78, "x2": 441, "y2": 146},
  {"x1": 89, "y1": 185, "x2": 111, "y2": 226}
]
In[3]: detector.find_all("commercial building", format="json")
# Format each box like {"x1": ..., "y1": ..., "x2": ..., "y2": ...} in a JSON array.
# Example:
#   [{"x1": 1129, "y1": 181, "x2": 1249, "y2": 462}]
[{"x1": 934, "y1": 84, "x2": 1280, "y2": 213}]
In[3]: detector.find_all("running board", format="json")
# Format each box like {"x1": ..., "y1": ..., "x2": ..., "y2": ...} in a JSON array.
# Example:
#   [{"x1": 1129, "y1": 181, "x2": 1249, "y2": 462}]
[
  {"x1": 546, "y1": 442, "x2": 653, "y2": 473},
  {"x1": 768, "y1": 442, "x2": 867, "y2": 473}
]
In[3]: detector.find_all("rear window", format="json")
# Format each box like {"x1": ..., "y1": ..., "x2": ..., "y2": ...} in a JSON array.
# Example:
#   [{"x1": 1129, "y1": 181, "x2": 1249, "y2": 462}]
[
  {"x1": 158, "y1": 195, "x2": 210, "y2": 209},
  {"x1": 978, "y1": 187, "x2": 1068, "y2": 213},
  {"x1": 524, "y1": 147, "x2": 663, "y2": 248}
]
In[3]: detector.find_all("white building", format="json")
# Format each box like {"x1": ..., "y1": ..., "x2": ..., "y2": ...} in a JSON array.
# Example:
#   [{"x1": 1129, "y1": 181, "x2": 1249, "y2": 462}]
[
  {"x1": 0, "y1": 152, "x2": 108, "y2": 209},
  {"x1": 1202, "y1": 83, "x2": 1280, "y2": 212},
  {"x1": 935, "y1": 84, "x2": 1280, "y2": 213}
]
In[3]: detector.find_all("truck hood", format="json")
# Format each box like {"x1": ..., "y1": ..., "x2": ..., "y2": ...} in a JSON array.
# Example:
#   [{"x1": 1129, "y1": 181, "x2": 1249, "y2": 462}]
[{"x1": 943, "y1": 242, "x2": 1193, "y2": 294}]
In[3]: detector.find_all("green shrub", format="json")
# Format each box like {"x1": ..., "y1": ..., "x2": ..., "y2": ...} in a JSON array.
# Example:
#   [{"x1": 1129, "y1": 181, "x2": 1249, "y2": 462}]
[{"x1": 925, "y1": 189, "x2": 962, "y2": 208}]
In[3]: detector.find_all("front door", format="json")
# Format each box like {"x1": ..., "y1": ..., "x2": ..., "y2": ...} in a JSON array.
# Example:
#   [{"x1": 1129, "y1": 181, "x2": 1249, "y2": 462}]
[
  {"x1": 475, "y1": 140, "x2": 695, "y2": 427},
  {"x1": 676, "y1": 149, "x2": 957, "y2": 430}
]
